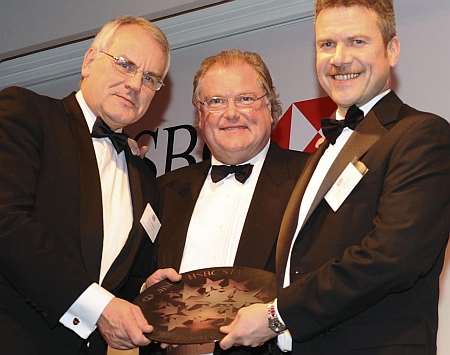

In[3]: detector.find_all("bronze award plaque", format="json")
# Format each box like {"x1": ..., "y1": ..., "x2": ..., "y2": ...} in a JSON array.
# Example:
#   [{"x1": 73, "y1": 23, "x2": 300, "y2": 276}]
[{"x1": 134, "y1": 266, "x2": 276, "y2": 344}]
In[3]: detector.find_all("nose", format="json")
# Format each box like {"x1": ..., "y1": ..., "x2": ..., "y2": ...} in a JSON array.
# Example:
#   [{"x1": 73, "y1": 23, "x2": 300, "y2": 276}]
[
  {"x1": 223, "y1": 99, "x2": 239, "y2": 120},
  {"x1": 125, "y1": 71, "x2": 143, "y2": 91},
  {"x1": 330, "y1": 43, "x2": 350, "y2": 67}
]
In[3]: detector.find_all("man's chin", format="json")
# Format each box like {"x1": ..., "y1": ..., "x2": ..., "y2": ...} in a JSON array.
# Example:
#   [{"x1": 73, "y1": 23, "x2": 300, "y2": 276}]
[
  {"x1": 104, "y1": 111, "x2": 139, "y2": 127},
  {"x1": 330, "y1": 95, "x2": 360, "y2": 110}
]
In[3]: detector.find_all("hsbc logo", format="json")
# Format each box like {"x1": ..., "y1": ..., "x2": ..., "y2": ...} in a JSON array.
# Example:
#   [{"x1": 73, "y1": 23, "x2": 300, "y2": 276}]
[{"x1": 272, "y1": 96, "x2": 336, "y2": 153}]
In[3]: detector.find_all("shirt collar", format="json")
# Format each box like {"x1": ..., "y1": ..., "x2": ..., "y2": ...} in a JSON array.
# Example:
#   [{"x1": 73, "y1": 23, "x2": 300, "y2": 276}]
[
  {"x1": 75, "y1": 90, "x2": 97, "y2": 134},
  {"x1": 336, "y1": 89, "x2": 391, "y2": 120}
]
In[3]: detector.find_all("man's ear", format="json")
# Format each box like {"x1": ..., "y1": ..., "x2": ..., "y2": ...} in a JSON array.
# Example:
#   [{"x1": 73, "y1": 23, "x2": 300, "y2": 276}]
[
  {"x1": 387, "y1": 35, "x2": 400, "y2": 67},
  {"x1": 197, "y1": 109, "x2": 206, "y2": 131},
  {"x1": 81, "y1": 47, "x2": 97, "y2": 79},
  {"x1": 268, "y1": 104, "x2": 274, "y2": 125}
]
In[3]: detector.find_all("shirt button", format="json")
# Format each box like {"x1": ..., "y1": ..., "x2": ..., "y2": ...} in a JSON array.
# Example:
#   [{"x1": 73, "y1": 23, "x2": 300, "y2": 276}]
[{"x1": 73, "y1": 317, "x2": 80, "y2": 325}]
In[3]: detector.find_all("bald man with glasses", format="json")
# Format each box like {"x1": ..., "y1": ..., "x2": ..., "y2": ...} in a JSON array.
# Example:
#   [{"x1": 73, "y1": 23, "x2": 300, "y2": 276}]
[{"x1": 0, "y1": 16, "x2": 180, "y2": 355}]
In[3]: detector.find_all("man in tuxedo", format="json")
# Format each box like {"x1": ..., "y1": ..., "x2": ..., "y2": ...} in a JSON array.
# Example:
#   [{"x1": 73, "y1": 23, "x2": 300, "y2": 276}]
[
  {"x1": 0, "y1": 16, "x2": 178, "y2": 355},
  {"x1": 154, "y1": 49, "x2": 308, "y2": 355},
  {"x1": 219, "y1": 1, "x2": 450, "y2": 354}
]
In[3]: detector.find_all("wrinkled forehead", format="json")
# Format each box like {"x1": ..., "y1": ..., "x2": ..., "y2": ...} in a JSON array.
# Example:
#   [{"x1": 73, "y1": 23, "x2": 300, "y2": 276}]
[{"x1": 107, "y1": 24, "x2": 169, "y2": 71}]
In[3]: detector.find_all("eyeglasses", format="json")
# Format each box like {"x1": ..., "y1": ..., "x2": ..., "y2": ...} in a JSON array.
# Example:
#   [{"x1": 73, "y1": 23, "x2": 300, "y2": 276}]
[
  {"x1": 100, "y1": 50, "x2": 164, "y2": 91},
  {"x1": 197, "y1": 93, "x2": 267, "y2": 112}
]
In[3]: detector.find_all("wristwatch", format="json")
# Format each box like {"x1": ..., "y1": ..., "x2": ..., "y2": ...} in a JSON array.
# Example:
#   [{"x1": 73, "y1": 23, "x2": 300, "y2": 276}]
[{"x1": 267, "y1": 301, "x2": 287, "y2": 334}]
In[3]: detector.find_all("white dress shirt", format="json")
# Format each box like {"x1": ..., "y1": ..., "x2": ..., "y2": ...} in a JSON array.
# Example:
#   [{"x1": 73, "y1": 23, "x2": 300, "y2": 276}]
[
  {"x1": 59, "y1": 91, "x2": 133, "y2": 339},
  {"x1": 179, "y1": 141, "x2": 270, "y2": 274},
  {"x1": 178, "y1": 141, "x2": 270, "y2": 355},
  {"x1": 276, "y1": 90, "x2": 390, "y2": 351}
]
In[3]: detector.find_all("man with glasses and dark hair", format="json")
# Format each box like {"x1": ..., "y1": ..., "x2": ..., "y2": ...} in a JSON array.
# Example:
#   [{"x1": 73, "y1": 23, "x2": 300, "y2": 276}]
[
  {"x1": 0, "y1": 16, "x2": 179, "y2": 355},
  {"x1": 218, "y1": 1, "x2": 450, "y2": 354},
  {"x1": 152, "y1": 49, "x2": 308, "y2": 355}
]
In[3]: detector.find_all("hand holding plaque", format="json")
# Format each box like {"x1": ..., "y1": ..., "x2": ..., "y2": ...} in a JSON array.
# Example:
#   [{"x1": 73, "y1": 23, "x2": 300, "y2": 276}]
[{"x1": 134, "y1": 266, "x2": 276, "y2": 344}]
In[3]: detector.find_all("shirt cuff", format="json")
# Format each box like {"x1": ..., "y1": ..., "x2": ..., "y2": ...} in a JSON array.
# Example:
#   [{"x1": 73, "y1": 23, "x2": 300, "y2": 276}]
[
  {"x1": 59, "y1": 283, "x2": 114, "y2": 339},
  {"x1": 140, "y1": 281, "x2": 149, "y2": 294},
  {"x1": 274, "y1": 299, "x2": 292, "y2": 352}
]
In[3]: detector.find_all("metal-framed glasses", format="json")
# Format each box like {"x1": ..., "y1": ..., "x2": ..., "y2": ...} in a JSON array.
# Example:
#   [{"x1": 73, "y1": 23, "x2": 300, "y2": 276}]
[
  {"x1": 100, "y1": 50, "x2": 164, "y2": 91},
  {"x1": 197, "y1": 93, "x2": 267, "y2": 112}
]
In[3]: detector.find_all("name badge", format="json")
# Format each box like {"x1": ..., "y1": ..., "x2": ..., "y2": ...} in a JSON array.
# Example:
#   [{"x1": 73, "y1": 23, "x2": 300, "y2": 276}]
[
  {"x1": 325, "y1": 160, "x2": 368, "y2": 212},
  {"x1": 140, "y1": 203, "x2": 161, "y2": 243}
]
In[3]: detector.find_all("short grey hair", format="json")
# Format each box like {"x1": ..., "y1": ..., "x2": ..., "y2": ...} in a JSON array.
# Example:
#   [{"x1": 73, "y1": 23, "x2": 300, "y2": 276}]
[{"x1": 90, "y1": 16, "x2": 170, "y2": 77}]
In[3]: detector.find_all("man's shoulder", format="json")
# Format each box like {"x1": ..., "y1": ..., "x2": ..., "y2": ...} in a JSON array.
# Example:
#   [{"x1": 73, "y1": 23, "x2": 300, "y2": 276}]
[
  {"x1": 376, "y1": 91, "x2": 448, "y2": 131},
  {"x1": 383, "y1": 101, "x2": 450, "y2": 144},
  {"x1": 267, "y1": 143, "x2": 310, "y2": 167},
  {"x1": 0, "y1": 86, "x2": 56, "y2": 103},
  {"x1": 400, "y1": 104, "x2": 448, "y2": 126},
  {"x1": 157, "y1": 160, "x2": 209, "y2": 188},
  {"x1": 0, "y1": 86, "x2": 64, "y2": 117}
]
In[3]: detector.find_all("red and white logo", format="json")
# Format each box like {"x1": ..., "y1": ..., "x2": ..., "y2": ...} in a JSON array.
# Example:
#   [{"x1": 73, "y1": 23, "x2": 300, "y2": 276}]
[{"x1": 272, "y1": 96, "x2": 336, "y2": 153}]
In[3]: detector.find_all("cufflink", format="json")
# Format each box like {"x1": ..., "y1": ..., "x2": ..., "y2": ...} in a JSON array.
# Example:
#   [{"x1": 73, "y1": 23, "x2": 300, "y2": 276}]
[{"x1": 73, "y1": 317, "x2": 80, "y2": 325}]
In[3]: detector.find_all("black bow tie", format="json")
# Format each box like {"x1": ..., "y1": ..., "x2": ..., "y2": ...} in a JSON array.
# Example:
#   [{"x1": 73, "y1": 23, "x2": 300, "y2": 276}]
[
  {"x1": 210, "y1": 163, "x2": 253, "y2": 184},
  {"x1": 91, "y1": 117, "x2": 129, "y2": 153},
  {"x1": 321, "y1": 105, "x2": 364, "y2": 144}
]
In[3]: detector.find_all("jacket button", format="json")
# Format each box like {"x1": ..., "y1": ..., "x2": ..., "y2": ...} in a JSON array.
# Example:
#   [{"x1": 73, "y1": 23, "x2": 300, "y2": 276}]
[{"x1": 73, "y1": 318, "x2": 80, "y2": 325}]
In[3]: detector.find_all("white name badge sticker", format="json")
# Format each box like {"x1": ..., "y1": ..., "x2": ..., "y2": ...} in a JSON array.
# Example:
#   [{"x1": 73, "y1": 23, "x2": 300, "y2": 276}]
[
  {"x1": 140, "y1": 203, "x2": 161, "y2": 243},
  {"x1": 325, "y1": 161, "x2": 368, "y2": 212}
]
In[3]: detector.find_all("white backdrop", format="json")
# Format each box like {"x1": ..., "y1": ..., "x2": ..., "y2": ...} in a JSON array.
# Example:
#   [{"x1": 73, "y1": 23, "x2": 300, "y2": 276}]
[{"x1": 4, "y1": 0, "x2": 449, "y2": 352}]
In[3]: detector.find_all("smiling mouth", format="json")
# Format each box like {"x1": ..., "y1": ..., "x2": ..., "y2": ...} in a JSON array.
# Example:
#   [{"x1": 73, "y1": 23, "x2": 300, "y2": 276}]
[
  {"x1": 220, "y1": 126, "x2": 247, "y2": 131},
  {"x1": 331, "y1": 73, "x2": 361, "y2": 81}
]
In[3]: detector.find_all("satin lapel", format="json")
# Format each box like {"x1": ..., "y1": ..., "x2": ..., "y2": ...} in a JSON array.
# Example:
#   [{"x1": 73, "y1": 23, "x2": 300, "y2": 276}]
[
  {"x1": 234, "y1": 145, "x2": 286, "y2": 268},
  {"x1": 275, "y1": 142, "x2": 327, "y2": 286},
  {"x1": 159, "y1": 162, "x2": 210, "y2": 270},
  {"x1": 303, "y1": 110, "x2": 388, "y2": 225},
  {"x1": 62, "y1": 93, "x2": 103, "y2": 282},
  {"x1": 102, "y1": 153, "x2": 146, "y2": 290}
]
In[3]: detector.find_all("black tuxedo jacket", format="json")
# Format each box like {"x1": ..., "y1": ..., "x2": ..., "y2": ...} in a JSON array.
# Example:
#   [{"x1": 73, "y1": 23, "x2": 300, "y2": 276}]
[
  {"x1": 156, "y1": 143, "x2": 308, "y2": 354},
  {"x1": 276, "y1": 92, "x2": 450, "y2": 355},
  {"x1": 157, "y1": 143, "x2": 308, "y2": 272},
  {"x1": 0, "y1": 87, "x2": 158, "y2": 355}
]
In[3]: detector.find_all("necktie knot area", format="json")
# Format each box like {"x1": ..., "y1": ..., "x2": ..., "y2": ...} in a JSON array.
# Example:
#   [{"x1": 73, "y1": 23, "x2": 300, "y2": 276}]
[
  {"x1": 210, "y1": 163, "x2": 253, "y2": 184},
  {"x1": 321, "y1": 104, "x2": 364, "y2": 144},
  {"x1": 91, "y1": 117, "x2": 129, "y2": 153}
]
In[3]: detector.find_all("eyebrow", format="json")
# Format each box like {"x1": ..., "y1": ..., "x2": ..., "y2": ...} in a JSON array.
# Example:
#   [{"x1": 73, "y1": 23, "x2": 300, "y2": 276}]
[
  {"x1": 119, "y1": 55, "x2": 162, "y2": 79},
  {"x1": 208, "y1": 92, "x2": 260, "y2": 97},
  {"x1": 144, "y1": 70, "x2": 162, "y2": 79}
]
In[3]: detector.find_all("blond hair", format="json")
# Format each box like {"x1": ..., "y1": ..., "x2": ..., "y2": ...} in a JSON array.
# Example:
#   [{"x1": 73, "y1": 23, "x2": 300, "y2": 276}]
[{"x1": 192, "y1": 49, "x2": 282, "y2": 123}]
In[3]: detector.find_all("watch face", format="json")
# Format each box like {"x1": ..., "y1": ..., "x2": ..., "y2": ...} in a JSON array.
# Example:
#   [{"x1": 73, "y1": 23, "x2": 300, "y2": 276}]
[
  {"x1": 135, "y1": 266, "x2": 276, "y2": 344},
  {"x1": 269, "y1": 319, "x2": 286, "y2": 333},
  {"x1": 271, "y1": 322, "x2": 286, "y2": 333}
]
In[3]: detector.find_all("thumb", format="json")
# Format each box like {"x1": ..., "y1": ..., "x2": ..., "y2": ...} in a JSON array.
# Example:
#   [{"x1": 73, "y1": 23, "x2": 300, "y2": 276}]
[
  {"x1": 219, "y1": 325, "x2": 231, "y2": 334},
  {"x1": 219, "y1": 334, "x2": 234, "y2": 350}
]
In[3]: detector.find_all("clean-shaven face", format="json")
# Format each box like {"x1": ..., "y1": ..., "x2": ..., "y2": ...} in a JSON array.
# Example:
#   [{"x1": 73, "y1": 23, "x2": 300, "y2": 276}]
[
  {"x1": 315, "y1": 6, "x2": 400, "y2": 115},
  {"x1": 197, "y1": 63, "x2": 273, "y2": 165},
  {"x1": 81, "y1": 24, "x2": 167, "y2": 130}
]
